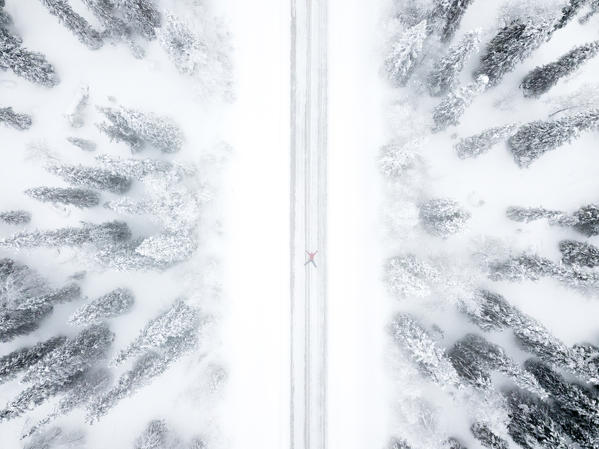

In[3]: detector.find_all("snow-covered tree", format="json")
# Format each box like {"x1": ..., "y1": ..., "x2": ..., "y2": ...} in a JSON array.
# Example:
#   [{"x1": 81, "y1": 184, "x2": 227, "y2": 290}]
[
  {"x1": 427, "y1": 30, "x2": 480, "y2": 96},
  {"x1": 97, "y1": 105, "x2": 184, "y2": 153},
  {"x1": 455, "y1": 124, "x2": 517, "y2": 159},
  {"x1": 0, "y1": 209, "x2": 31, "y2": 224},
  {"x1": 508, "y1": 110, "x2": 599, "y2": 167},
  {"x1": 115, "y1": 0, "x2": 161, "y2": 41},
  {"x1": 525, "y1": 359, "x2": 599, "y2": 447},
  {"x1": 388, "y1": 437, "x2": 412, "y2": 449},
  {"x1": 24, "y1": 368, "x2": 113, "y2": 438},
  {"x1": 0, "y1": 26, "x2": 58, "y2": 87},
  {"x1": 506, "y1": 205, "x2": 572, "y2": 224},
  {"x1": 46, "y1": 161, "x2": 132, "y2": 194},
  {"x1": 521, "y1": 41, "x2": 599, "y2": 97},
  {"x1": 385, "y1": 254, "x2": 440, "y2": 299},
  {"x1": 25, "y1": 187, "x2": 101, "y2": 208},
  {"x1": 505, "y1": 389, "x2": 570, "y2": 449},
  {"x1": 80, "y1": 0, "x2": 129, "y2": 39},
  {"x1": 0, "y1": 221, "x2": 131, "y2": 249},
  {"x1": 385, "y1": 20, "x2": 428, "y2": 87},
  {"x1": 470, "y1": 422, "x2": 508, "y2": 449},
  {"x1": 431, "y1": 0, "x2": 476, "y2": 42},
  {"x1": 419, "y1": 198, "x2": 470, "y2": 236},
  {"x1": 1, "y1": 260, "x2": 81, "y2": 342},
  {"x1": 432, "y1": 75, "x2": 488, "y2": 131},
  {"x1": 0, "y1": 106, "x2": 32, "y2": 130},
  {"x1": 390, "y1": 313, "x2": 460, "y2": 386},
  {"x1": 448, "y1": 333, "x2": 546, "y2": 396},
  {"x1": 559, "y1": 240, "x2": 599, "y2": 267},
  {"x1": 474, "y1": 19, "x2": 550, "y2": 87},
  {"x1": 114, "y1": 298, "x2": 200, "y2": 364},
  {"x1": 68, "y1": 287, "x2": 134, "y2": 326},
  {"x1": 462, "y1": 289, "x2": 599, "y2": 383},
  {"x1": 38, "y1": 0, "x2": 103, "y2": 49},
  {"x1": 0, "y1": 336, "x2": 66, "y2": 384},
  {"x1": 134, "y1": 419, "x2": 172, "y2": 449},
  {"x1": 0, "y1": 324, "x2": 113, "y2": 421}
]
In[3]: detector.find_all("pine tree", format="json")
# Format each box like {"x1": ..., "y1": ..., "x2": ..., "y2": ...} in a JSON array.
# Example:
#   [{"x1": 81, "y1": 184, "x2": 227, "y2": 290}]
[
  {"x1": 432, "y1": 75, "x2": 488, "y2": 131},
  {"x1": 97, "y1": 106, "x2": 184, "y2": 153},
  {"x1": 115, "y1": 0, "x2": 161, "y2": 41},
  {"x1": 390, "y1": 313, "x2": 460, "y2": 387},
  {"x1": 455, "y1": 124, "x2": 517, "y2": 159},
  {"x1": 1, "y1": 259, "x2": 81, "y2": 342},
  {"x1": 0, "y1": 221, "x2": 131, "y2": 249},
  {"x1": 0, "y1": 336, "x2": 66, "y2": 384},
  {"x1": 385, "y1": 254, "x2": 440, "y2": 300},
  {"x1": 462, "y1": 289, "x2": 598, "y2": 383},
  {"x1": 504, "y1": 389, "x2": 570, "y2": 449},
  {"x1": 447, "y1": 333, "x2": 546, "y2": 396},
  {"x1": 114, "y1": 298, "x2": 200, "y2": 364},
  {"x1": 38, "y1": 0, "x2": 103, "y2": 49},
  {"x1": 0, "y1": 209, "x2": 31, "y2": 224},
  {"x1": 508, "y1": 110, "x2": 599, "y2": 167},
  {"x1": 525, "y1": 359, "x2": 599, "y2": 447},
  {"x1": 0, "y1": 27, "x2": 58, "y2": 87},
  {"x1": 428, "y1": 30, "x2": 480, "y2": 96},
  {"x1": 574, "y1": 204, "x2": 599, "y2": 236},
  {"x1": 521, "y1": 41, "x2": 599, "y2": 97},
  {"x1": 474, "y1": 19, "x2": 550, "y2": 87},
  {"x1": 80, "y1": 0, "x2": 129, "y2": 39},
  {"x1": 419, "y1": 198, "x2": 471, "y2": 236},
  {"x1": 432, "y1": 0, "x2": 476, "y2": 42},
  {"x1": 134, "y1": 420, "x2": 171, "y2": 449},
  {"x1": 25, "y1": 187, "x2": 101, "y2": 208},
  {"x1": 0, "y1": 106, "x2": 32, "y2": 130},
  {"x1": 133, "y1": 231, "x2": 197, "y2": 264},
  {"x1": 385, "y1": 20, "x2": 428, "y2": 87},
  {"x1": 68, "y1": 287, "x2": 134, "y2": 326},
  {"x1": 47, "y1": 161, "x2": 132, "y2": 194},
  {"x1": 559, "y1": 240, "x2": 599, "y2": 267},
  {"x1": 23, "y1": 368, "x2": 112, "y2": 438},
  {"x1": 470, "y1": 422, "x2": 508, "y2": 449},
  {"x1": 0, "y1": 324, "x2": 113, "y2": 421},
  {"x1": 506, "y1": 206, "x2": 573, "y2": 225}
]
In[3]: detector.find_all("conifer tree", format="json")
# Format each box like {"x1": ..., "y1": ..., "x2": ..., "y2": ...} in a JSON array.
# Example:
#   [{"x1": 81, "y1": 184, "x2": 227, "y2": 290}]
[
  {"x1": 559, "y1": 240, "x2": 599, "y2": 267},
  {"x1": 68, "y1": 287, "x2": 134, "y2": 326},
  {"x1": 385, "y1": 20, "x2": 428, "y2": 87},
  {"x1": 97, "y1": 105, "x2": 184, "y2": 153},
  {"x1": 521, "y1": 41, "x2": 599, "y2": 97},
  {"x1": 508, "y1": 110, "x2": 599, "y2": 166},
  {"x1": 25, "y1": 187, "x2": 101, "y2": 208},
  {"x1": 419, "y1": 198, "x2": 470, "y2": 236},
  {"x1": 428, "y1": 30, "x2": 480, "y2": 97},
  {"x1": 38, "y1": 0, "x2": 103, "y2": 49},
  {"x1": 0, "y1": 27, "x2": 58, "y2": 87},
  {"x1": 455, "y1": 124, "x2": 517, "y2": 159},
  {"x1": 0, "y1": 209, "x2": 31, "y2": 225},
  {"x1": 432, "y1": 75, "x2": 488, "y2": 131},
  {"x1": 0, "y1": 106, "x2": 32, "y2": 130},
  {"x1": 431, "y1": 0, "x2": 476, "y2": 42},
  {"x1": 474, "y1": 19, "x2": 550, "y2": 87}
]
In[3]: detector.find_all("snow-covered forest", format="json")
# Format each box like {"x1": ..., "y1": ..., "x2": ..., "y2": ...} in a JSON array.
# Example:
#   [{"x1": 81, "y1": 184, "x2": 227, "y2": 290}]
[
  {"x1": 0, "y1": 0, "x2": 234, "y2": 447},
  {"x1": 381, "y1": 0, "x2": 599, "y2": 448},
  {"x1": 3, "y1": 0, "x2": 599, "y2": 448}
]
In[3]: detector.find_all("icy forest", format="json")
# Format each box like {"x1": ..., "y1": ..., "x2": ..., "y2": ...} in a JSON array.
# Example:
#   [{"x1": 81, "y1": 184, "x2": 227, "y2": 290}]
[
  {"x1": 0, "y1": 0, "x2": 232, "y2": 447},
  {"x1": 382, "y1": 0, "x2": 599, "y2": 448}
]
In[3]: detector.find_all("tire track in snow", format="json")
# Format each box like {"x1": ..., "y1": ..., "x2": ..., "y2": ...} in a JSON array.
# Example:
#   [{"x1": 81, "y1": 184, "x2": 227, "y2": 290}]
[{"x1": 290, "y1": 0, "x2": 328, "y2": 448}]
